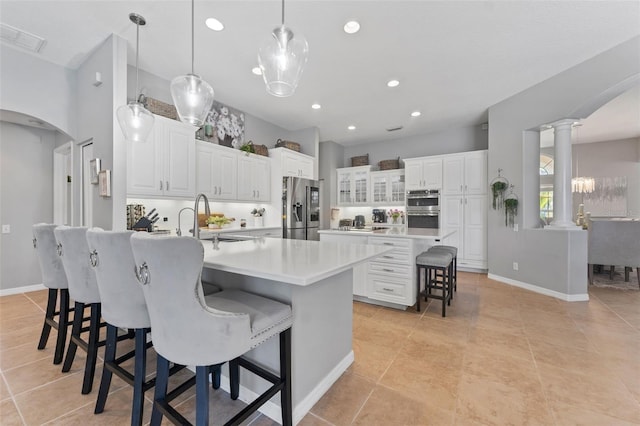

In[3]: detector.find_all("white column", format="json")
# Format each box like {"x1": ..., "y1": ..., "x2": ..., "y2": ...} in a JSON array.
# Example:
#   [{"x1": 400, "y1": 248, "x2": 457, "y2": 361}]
[{"x1": 549, "y1": 119, "x2": 576, "y2": 228}]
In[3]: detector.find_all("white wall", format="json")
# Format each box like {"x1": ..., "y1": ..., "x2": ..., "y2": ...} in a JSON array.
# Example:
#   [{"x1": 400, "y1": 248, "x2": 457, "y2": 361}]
[
  {"x1": 319, "y1": 141, "x2": 345, "y2": 229},
  {"x1": 572, "y1": 137, "x2": 640, "y2": 217},
  {"x1": 75, "y1": 34, "x2": 128, "y2": 231},
  {"x1": 0, "y1": 47, "x2": 77, "y2": 138},
  {"x1": 0, "y1": 122, "x2": 58, "y2": 290},
  {"x1": 487, "y1": 36, "x2": 640, "y2": 297},
  {"x1": 343, "y1": 125, "x2": 487, "y2": 168}
]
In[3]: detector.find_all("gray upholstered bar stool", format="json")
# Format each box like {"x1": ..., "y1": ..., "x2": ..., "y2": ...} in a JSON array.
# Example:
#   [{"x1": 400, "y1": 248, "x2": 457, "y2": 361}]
[
  {"x1": 427, "y1": 245, "x2": 458, "y2": 294},
  {"x1": 32, "y1": 223, "x2": 72, "y2": 365},
  {"x1": 130, "y1": 233, "x2": 293, "y2": 426},
  {"x1": 416, "y1": 250, "x2": 453, "y2": 316},
  {"x1": 54, "y1": 226, "x2": 104, "y2": 394},
  {"x1": 87, "y1": 228, "x2": 158, "y2": 425}
]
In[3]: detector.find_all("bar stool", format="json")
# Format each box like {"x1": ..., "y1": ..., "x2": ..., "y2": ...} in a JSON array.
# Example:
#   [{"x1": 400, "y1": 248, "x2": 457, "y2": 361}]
[
  {"x1": 416, "y1": 251, "x2": 453, "y2": 317},
  {"x1": 54, "y1": 226, "x2": 104, "y2": 394},
  {"x1": 428, "y1": 245, "x2": 458, "y2": 294},
  {"x1": 32, "y1": 223, "x2": 72, "y2": 365},
  {"x1": 130, "y1": 233, "x2": 293, "y2": 426}
]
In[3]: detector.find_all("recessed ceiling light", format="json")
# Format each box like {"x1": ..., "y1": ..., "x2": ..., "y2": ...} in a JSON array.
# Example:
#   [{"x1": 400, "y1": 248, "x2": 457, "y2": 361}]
[
  {"x1": 348, "y1": 125, "x2": 356, "y2": 130},
  {"x1": 205, "y1": 18, "x2": 224, "y2": 31},
  {"x1": 411, "y1": 111, "x2": 421, "y2": 117},
  {"x1": 387, "y1": 79, "x2": 400, "y2": 88},
  {"x1": 311, "y1": 103, "x2": 321, "y2": 110},
  {"x1": 252, "y1": 67, "x2": 262, "y2": 76},
  {"x1": 343, "y1": 20, "x2": 360, "y2": 34}
]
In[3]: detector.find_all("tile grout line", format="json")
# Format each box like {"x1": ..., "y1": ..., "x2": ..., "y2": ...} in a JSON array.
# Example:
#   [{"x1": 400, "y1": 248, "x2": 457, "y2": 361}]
[
  {"x1": 1, "y1": 371, "x2": 27, "y2": 426},
  {"x1": 348, "y1": 386, "x2": 375, "y2": 425},
  {"x1": 523, "y1": 331, "x2": 560, "y2": 426}
]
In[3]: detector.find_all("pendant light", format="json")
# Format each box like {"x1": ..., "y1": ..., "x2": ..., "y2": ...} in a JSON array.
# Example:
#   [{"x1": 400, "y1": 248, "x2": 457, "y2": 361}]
[
  {"x1": 117, "y1": 13, "x2": 154, "y2": 142},
  {"x1": 170, "y1": 0, "x2": 214, "y2": 127},
  {"x1": 258, "y1": 0, "x2": 309, "y2": 97}
]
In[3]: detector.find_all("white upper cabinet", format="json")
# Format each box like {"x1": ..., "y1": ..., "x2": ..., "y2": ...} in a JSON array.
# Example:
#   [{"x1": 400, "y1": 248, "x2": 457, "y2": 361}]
[
  {"x1": 370, "y1": 169, "x2": 405, "y2": 205},
  {"x1": 127, "y1": 114, "x2": 196, "y2": 199},
  {"x1": 196, "y1": 141, "x2": 237, "y2": 200},
  {"x1": 443, "y1": 151, "x2": 487, "y2": 195},
  {"x1": 237, "y1": 153, "x2": 270, "y2": 202},
  {"x1": 270, "y1": 147, "x2": 315, "y2": 180},
  {"x1": 337, "y1": 166, "x2": 371, "y2": 206},
  {"x1": 404, "y1": 157, "x2": 442, "y2": 190}
]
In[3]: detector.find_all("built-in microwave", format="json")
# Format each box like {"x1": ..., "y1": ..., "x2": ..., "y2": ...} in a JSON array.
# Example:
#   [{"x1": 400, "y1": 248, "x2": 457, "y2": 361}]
[{"x1": 406, "y1": 190, "x2": 440, "y2": 229}]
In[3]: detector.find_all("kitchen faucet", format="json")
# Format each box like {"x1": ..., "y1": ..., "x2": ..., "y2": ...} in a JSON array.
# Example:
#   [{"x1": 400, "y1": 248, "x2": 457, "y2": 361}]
[
  {"x1": 176, "y1": 207, "x2": 194, "y2": 236},
  {"x1": 193, "y1": 193, "x2": 211, "y2": 240}
]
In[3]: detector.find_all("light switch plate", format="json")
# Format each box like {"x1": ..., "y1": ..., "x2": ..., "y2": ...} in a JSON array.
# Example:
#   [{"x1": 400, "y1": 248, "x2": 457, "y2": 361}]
[{"x1": 2, "y1": 224, "x2": 10, "y2": 234}]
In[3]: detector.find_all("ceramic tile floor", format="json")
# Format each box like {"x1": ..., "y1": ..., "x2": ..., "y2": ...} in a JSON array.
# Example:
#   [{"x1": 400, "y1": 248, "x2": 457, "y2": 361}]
[{"x1": 1, "y1": 272, "x2": 639, "y2": 425}]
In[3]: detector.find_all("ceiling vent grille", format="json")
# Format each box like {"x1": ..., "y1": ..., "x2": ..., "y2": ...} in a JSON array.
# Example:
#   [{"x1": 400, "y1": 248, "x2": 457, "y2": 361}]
[
  {"x1": 386, "y1": 126, "x2": 404, "y2": 132},
  {"x1": 1, "y1": 23, "x2": 46, "y2": 53}
]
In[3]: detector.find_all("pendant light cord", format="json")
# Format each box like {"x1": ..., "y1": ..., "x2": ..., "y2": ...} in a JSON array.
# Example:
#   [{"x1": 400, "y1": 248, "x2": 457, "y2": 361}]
[
  {"x1": 281, "y1": 0, "x2": 285, "y2": 26},
  {"x1": 191, "y1": 0, "x2": 195, "y2": 75},
  {"x1": 135, "y1": 20, "x2": 140, "y2": 99}
]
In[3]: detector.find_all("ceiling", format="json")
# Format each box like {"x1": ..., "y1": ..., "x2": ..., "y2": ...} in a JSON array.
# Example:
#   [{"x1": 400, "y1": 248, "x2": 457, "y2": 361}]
[{"x1": 1, "y1": 1, "x2": 639, "y2": 147}]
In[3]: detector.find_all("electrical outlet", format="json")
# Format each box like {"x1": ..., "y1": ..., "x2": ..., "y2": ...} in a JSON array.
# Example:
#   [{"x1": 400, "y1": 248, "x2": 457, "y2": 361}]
[
  {"x1": 513, "y1": 262, "x2": 519, "y2": 271},
  {"x1": 1, "y1": 224, "x2": 10, "y2": 234},
  {"x1": 163, "y1": 217, "x2": 168, "y2": 222}
]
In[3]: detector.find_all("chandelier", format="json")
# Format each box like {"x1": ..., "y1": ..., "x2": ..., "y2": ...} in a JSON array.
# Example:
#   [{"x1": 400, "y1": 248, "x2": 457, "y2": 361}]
[{"x1": 571, "y1": 177, "x2": 595, "y2": 194}]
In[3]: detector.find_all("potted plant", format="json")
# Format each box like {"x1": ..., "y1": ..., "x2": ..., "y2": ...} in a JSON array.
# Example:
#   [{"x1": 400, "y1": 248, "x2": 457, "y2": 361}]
[
  {"x1": 504, "y1": 198, "x2": 518, "y2": 227},
  {"x1": 239, "y1": 142, "x2": 255, "y2": 155},
  {"x1": 251, "y1": 208, "x2": 265, "y2": 227},
  {"x1": 491, "y1": 181, "x2": 508, "y2": 210},
  {"x1": 206, "y1": 215, "x2": 232, "y2": 229}
]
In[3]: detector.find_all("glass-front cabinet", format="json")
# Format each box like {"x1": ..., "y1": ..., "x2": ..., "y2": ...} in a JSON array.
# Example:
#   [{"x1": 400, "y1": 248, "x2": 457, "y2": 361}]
[
  {"x1": 370, "y1": 170, "x2": 405, "y2": 205},
  {"x1": 337, "y1": 166, "x2": 371, "y2": 206}
]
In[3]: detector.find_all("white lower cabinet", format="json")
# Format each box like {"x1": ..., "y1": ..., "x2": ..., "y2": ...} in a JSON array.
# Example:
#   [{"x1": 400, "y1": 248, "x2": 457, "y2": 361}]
[
  {"x1": 441, "y1": 194, "x2": 487, "y2": 269},
  {"x1": 366, "y1": 237, "x2": 415, "y2": 306}
]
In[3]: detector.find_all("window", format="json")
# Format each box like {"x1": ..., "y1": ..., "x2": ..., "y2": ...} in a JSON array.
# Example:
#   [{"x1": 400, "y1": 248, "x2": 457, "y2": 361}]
[{"x1": 540, "y1": 190, "x2": 553, "y2": 225}]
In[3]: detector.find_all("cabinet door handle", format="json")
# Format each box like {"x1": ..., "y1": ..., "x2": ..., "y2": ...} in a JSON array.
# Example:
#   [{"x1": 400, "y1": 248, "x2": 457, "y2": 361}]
[
  {"x1": 257, "y1": 190, "x2": 260, "y2": 198},
  {"x1": 159, "y1": 181, "x2": 163, "y2": 190},
  {"x1": 465, "y1": 185, "x2": 468, "y2": 192},
  {"x1": 383, "y1": 242, "x2": 394, "y2": 246},
  {"x1": 166, "y1": 181, "x2": 169, "y2": 191},
  {"x1": 460, "y1": 185, "x2": 463, "y2": 192},
  {"x1": 460, "y1": 199, "x2": 463, "y2": 204},
  {"x1": 383, "y1": 268, "x2": 394, "y2": 272},
  {"x1": 253, "y1": 190, "x2": 256, "y2": 198},
  {"x1": 382, "y1": 287, "x2": 394, "y2": 292},
  {"x1": 465, "y1": 198, "x2": 468, "y2": 205},
  {"x1": 214, "y1": 187, "x2": 218, "y2": 195},
  {"x1": 218, "y1": 186, "x2": 221, "y2": 195},
  {"x1": 382, "y1": 255, "x2": 394, "y2": 259}
]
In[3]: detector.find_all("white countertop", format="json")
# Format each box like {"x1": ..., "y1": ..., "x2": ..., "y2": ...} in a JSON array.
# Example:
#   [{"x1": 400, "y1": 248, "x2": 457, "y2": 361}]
[
  {"x1": 202, "y1": 238, "x2": 391, "y2": 286},
  {"x1": 318, "y1": 227, "x2": 455, "y2": 240},
  {"x1": 198, "y1": 226, "x2": 280, "y2": 237}
]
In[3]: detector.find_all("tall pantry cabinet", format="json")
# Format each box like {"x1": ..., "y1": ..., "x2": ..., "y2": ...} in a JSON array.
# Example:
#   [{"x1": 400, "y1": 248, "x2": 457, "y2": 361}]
[{"x1": 440, "y1": 150, "x2": 487, "y2": 269}]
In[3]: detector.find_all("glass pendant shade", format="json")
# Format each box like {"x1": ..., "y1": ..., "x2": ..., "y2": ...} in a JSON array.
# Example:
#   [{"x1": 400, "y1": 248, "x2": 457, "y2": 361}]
[
  {"x1": 170, "y1": 73, "x2": 214, "y2": 127},
  {"x1": 117, "y1": 101, "x2": 154, "y2": 142},
  {"x1": 117, "y1": 13, "x2": 153, "y2": 142},
  {"x1": 258, "y1": 25, "x2": 308, "y2": 97}
]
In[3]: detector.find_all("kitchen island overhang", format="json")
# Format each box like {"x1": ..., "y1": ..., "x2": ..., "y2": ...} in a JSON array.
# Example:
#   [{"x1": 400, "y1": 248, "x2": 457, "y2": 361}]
[{"x1": 200, "y1": 238, "x2": 391, "y2": 424}]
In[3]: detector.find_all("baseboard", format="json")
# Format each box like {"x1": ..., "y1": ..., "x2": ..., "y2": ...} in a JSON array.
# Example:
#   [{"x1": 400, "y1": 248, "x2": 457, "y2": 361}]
[
  {"x1": 0, "y1": 283, "x2": 46, "y2": 297},
  {"x1": 218, "y1": 350, "x2": 355, "y2": 425},
  {"x1": 487, "y1": 274, "x2": 589, "y2": 302}
]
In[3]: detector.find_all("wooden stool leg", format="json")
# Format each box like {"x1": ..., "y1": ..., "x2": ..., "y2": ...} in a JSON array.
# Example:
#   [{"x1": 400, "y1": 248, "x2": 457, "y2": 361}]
[
  {"x1": 211, "y1": 364, "x2": 221, "y2": 390},
  {"x1": 38, "y1": 288, "x2": 57, "y2": 350},
  {"x1": 55, "y1": 289, "x2": 70, "y2": 365},
  {"x1": 195, "y1": 365, "x2": 210, "y2": 426},
  {"x1": 416, "y1": 266, "x2": 421, "y2": 312},
  {"x1": 132, "y1": 328, "x2": 147, "y2": 425},
  {"x1": 95, "y1": 324, "x2": 117, "y2": 414},
  {"x1": 150, "y1": 355, "x2": 170, "y2": 426},
  {"x1": 230, "y1": 358, "x2": 240, "y2": 400},
  {"x1": 82, "y1": 303, "x2": 101, "y2": 394},
  {"x1": 62, "y1": 301, "x2": 84, "y2": 373}
]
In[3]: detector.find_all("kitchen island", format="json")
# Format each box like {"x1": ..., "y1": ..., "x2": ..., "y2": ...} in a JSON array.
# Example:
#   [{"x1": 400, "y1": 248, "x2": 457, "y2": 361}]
[
  {"x1": 200, "y1": 238, "x2": 390, "y2": 425},
  {"x1": 318, "y1": 227, "x2": 456, "y2": 309}
]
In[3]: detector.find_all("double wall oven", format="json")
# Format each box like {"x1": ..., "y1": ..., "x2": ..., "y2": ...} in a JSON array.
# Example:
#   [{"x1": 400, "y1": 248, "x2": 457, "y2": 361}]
[{"x1": 406, "y1": 189, "x2": 440, "y2": 229}]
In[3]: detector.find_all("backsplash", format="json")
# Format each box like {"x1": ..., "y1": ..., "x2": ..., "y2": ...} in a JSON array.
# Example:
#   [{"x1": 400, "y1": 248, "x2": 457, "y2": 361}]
[
  {"x1": 126, "y1": 198, "x2": 275, "y2": 235},
  {"x1": 332, "y1": 206, "x2": 405, "y2": 228}
]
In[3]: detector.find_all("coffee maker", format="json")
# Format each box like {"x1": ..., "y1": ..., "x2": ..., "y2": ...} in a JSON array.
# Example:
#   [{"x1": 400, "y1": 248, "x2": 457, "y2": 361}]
[{"x1": 372, "y1": 209, "x2": 386, "y2": 223}]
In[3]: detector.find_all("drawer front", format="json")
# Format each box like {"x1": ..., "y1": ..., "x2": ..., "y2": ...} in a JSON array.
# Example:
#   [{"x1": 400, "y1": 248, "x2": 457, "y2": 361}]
[
  {"x1": 375, "y1": 250, "x2": 410, "y2": 264},
  {"x1": 367, "y1": 237, "x2": 411, "y2": 249},
  {"x1": 369, "y1": 276, "x2": 408, "y2": 303},
  {"x1": 369, "y1": 262, "x2": 411, "y2": 277}
]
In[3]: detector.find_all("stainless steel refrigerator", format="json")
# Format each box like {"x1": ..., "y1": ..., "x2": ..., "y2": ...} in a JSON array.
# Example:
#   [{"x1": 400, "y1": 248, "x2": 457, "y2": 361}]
[{"x1": 282, "y1": 177, "x2": 320, "y2": 241}]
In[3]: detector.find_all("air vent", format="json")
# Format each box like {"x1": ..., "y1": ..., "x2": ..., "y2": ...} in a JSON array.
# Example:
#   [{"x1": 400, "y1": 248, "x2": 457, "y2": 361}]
[
  {"x1": 1, "y1": 23, "x2": 46, "y2": 53},
  {"x1": 386, "y1": 126, "x2": 404, "y2": 132}
]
